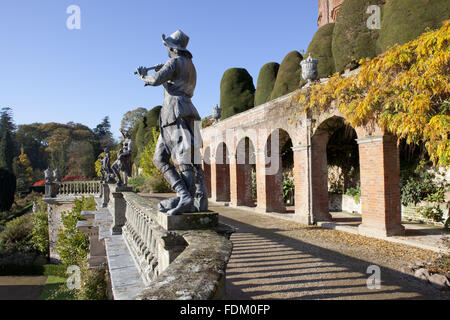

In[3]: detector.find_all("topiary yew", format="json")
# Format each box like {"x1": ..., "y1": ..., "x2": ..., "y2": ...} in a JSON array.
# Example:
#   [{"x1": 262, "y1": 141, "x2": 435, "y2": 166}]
[
  {"x1": 331, "y1": 0, "x2": 385, "y2": 73},
  {"x1": 306, "y1": 23, "x2": 336, "y2": 79},
  {"x1": 254, "y1": 62, "x2": 279, "y2": 106},
  {"x1": 0, "y1": 168, "x2": 16, "y2": 212},
  {"x1": 220, "y1": 68, "x2": 255, "y2": 120},
  {"x1": 270, "y1": 51, "x2": 303, "y2": 100},
  {"x1": 378, "y1": 0, "x2": 450, "y2": 53}
]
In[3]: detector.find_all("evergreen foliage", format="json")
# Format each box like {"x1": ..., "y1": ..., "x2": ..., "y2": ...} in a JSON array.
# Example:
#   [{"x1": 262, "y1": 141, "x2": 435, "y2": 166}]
[
  {"x1": 270, "y1": 51, "x2": 303, "y2": 100},
  {"x1": 306, "y1": 23, "x2": 336, "y2": 79},
  {"x1": 134, "y1": 106, "x2": 161, "y2": 163},
  {"x1": 378, "y1": 0, "x2": 450, "y2": 53},
  {"x1": 0, "y1": 168, "x2": 16, "y2": 212},
  {"x1": 220, "y1": 68, "x2": 255, "y2": 119},
  {"x1": 254, "y1": 62, "x2": 279, "y2": 106},
  {"x1": 331, "y1": 0, "x2": 385, "y2": 73}
]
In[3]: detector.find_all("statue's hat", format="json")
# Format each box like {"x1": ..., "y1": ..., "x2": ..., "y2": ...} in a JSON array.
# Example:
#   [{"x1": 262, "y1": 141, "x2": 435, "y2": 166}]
[{"x1": 162, "y1": 30, "x2": 190, "y2": 51}]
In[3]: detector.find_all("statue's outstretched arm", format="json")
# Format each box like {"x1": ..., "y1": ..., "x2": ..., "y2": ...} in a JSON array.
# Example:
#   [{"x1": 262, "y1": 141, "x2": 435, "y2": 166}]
[{"x1": 140, "y1": 59, "x2": 176, "y2": 86}]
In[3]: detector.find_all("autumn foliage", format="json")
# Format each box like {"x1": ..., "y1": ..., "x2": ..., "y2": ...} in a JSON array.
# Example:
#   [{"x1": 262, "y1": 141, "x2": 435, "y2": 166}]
[{"x1": 296, "y1": 21, "x2": 450, "y2": 167}]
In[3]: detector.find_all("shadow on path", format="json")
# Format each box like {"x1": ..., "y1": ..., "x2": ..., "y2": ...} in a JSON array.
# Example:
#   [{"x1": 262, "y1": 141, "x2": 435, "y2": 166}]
[{"x1": 219, "y1": 213, "x2": 448, "y2": 300}]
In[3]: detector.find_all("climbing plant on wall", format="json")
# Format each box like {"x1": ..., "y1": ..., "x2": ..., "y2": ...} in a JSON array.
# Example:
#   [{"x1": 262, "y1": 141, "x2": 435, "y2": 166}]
[{"x1": 295, "y1": 21, "x2": 450, "y2": 167}]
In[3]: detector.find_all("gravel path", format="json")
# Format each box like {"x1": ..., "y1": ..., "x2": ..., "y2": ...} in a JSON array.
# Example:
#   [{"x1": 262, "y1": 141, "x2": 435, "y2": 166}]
[{"x1": 215, "y1": 204, "x2": 449, "y2": 300}]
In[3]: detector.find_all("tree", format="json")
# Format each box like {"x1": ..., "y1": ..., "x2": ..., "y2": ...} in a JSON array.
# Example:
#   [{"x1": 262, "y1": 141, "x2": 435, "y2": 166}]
[
  {"x1": 67, "y1": 141, "x2": 95, "y2": 178},
  {"x1": 220, "y1": 68, "x2": 255, "y2": 120},
  {"x1": 0, "y1": 167, "x2": 16, "y2": 212},
  {"x1": 0, "y1": 108, "x2": 17, "y2": 172},
  {"x1": 14, "y1": 147, "x2": 34, "y2": 193},
  {"x1": 93, "y1": 116, "x2": 116, "y2": 152},
  {"x1": 254, "y1": 62, "x2": 279, "y2": 106},
  {"x1": 120, "y1": 107, "x2": 147, "y2": 132},
  {"x1": 15, "y1": 123, "x2": 47, "y2": 170},
  {"x1": 270, "y1": 51, "x2": 303, "y2": 100}
]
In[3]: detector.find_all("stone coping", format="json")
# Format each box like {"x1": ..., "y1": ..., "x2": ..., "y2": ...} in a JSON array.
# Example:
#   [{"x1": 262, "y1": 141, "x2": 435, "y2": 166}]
[
  {"x1": 134, "y1": 227, "x2": 233, "y2": 300},
  {"x1": 122, "y1": 192, "x2": 219, "y2": 231}
]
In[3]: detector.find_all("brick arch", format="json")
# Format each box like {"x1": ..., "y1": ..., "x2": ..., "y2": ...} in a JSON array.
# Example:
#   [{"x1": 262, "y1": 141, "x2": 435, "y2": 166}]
[
  {"x1": 231, "y1": 137, "x2": 256, "y2": 207},
  {"x1": 202, "y1": 146, "x2": 212, "y2": 197},
  {"x1": 255, "y1": 128, "x2": 293, "y2": 213},
  {"x1": 212, "y1": 142, "x2": 230, "y2": 202},
  {"x1": 310, "y1": 115, "x2": 360, "y2": 222}
]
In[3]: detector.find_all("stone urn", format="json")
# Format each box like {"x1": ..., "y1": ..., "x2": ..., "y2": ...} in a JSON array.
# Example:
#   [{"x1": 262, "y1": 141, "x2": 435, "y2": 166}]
[
  {"x1": 301, "y1": 54, "x2": 319, "y2": 84},
  {"x1": 53, "y1": 168, "x2": 60, "y2": 182},
  {"x1": 212, "y1": 104, "x2": 221, "y2": 124},
  {"x1": 44, "y1": 168, "x2": 53, "y2": 184}
]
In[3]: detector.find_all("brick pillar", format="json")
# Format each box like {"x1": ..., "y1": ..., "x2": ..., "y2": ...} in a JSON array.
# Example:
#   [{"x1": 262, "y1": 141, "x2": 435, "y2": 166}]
[
  {"x1": 212, "y1": 150, "x2": 230, "y2": 202},
  {"x1": 255, "y1": 146, "x2": 285, "y2": 213},
  {"x1": 231, "y1": 155, "x2": 254, "y2": 207},
  {"x1": 311, "y1": 132, "x2": 332, "y2": 222},
  {"x1": 293, "y1": 146, "x2": 311, "y2": 224},
  {"x1": 357, "y1": 135, "x2": 404, "y2": 237},
  {"x1": 203, "y1": 162, "x2": 211, "y2": 198}
]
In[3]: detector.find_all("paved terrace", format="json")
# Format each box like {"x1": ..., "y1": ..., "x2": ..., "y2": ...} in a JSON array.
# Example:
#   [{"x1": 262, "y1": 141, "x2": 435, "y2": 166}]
[{"x1": 142, "y1": 193, "x2": 449, "y2": 300}]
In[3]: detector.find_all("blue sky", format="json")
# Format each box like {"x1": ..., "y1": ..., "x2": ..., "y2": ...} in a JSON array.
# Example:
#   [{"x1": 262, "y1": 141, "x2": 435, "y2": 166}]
[{"x1": 0, "y1": 0, "x2": 319, "y2": 139}]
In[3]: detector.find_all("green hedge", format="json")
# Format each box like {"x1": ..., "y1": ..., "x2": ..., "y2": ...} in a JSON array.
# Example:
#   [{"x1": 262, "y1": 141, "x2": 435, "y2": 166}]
[
  {"x1": 378, "y1": 0, "x2": 450, "y2": 52},
  {"x1": 220, "y1": 68, "x2": 255, "y2": 119},
  {"x1": 306, "y1": 23, "x2": 336, "y2": 79},
  {"x1": 254, "y1": 62, "x2": 279, "y2": 106},
  {"x1": 331, "y1": 0, "x2": 385, "y2": 73},
  {"x1": 270, "y1": 51, "x2": 303, "y2": 100}
]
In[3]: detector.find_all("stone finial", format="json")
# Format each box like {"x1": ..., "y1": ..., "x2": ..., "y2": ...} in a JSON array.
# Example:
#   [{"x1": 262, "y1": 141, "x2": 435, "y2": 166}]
[{"x1": 301, "y1": 54, "x2": 319, "y2": 84}]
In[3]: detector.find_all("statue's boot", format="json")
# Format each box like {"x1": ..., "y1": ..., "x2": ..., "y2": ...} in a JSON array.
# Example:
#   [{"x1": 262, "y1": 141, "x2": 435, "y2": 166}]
[
  {"x1": 158, "y1": 197, "x2": 179, "y2": 212},
  {"x1": 193, "y1": 165, "x2": 208, "y2": 212},
  {"x1": 166, "y1": 181, "x2": 194, "y2": 216},
  {"x1": 180, "y1": 168, "x2": 196, "y2": 213},
  {"x1": 161, "y1": 169, "x2": 193, "y2": 216}
]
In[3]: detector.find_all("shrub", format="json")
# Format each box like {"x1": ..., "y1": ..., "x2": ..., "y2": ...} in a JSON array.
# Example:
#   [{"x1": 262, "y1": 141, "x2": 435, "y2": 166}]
[
  {"x1": 270, "y1": 51, "x2": 303, "y2": 100},
  {"x1": 220, "y1": 68, "x2": 255, "y2": 119},
  {"x1": 0, "y1": 214, "x2": 34, "y2": 256},
  {"x1": 76, "y1": 266, "x2": 108, "y2": 300},
  {"x1": 139, "y1": 127, "x2": 160, "y2": 178},
  {"x1": 401, "y1": 167, "x2": 446, "y2": 206},
  {"x1": 31, "y1": 209, "x2": 49, "y2": 257},
  {"x1": 306, "y1": 23, "x2": 336, "y2": 79},
  {"x1": 127, "y1": 175, "x2": 149, "y2": 193},
  {"x1": 378, "y1": 0, "x2": 450, "y2": 53},
  {"x1": 254, "y1": 62, "x2": 279, "y2": 106},
  {"x1": 0, "y1": 167, "x2": 16, "y2": 212},
  {"x1": 331, "y1": 0, "x2": 385, "y2": 73},
  {"x1": 56, "y1": 196, "x2": 95, "y2": 266},
  {"x1": 148, "y1": 175, "x2": 171, "y2": 193},
  {"x1": 345, "y1": 184, "x2": 361, "y2": 203}
]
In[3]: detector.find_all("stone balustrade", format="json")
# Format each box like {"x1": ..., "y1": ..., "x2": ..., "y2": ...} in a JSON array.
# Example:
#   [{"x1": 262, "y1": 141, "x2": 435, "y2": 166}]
[
  {"x1": 57, "y1": 180, "x2": 101, "y2": 196},
  {"x1": 95, "y1": 184, "x2": 234, "y2": 299}
]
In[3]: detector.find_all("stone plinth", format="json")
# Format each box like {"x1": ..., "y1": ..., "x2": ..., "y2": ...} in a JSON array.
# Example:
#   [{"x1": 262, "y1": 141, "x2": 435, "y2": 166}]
[
  {"x1": 156, "y1": 211, "x2": 218, "y2": 231},
  {"x1": 106, "y1": 184, "x2": 132, "y2": 235}
]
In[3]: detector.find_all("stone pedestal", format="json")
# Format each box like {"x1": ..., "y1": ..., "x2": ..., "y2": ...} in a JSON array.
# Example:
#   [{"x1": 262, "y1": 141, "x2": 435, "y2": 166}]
[
  {"x1": 101, "y1": 183, "x2": 110, "y2": 208},
  {"x1": 156, "y1": 211, "x2": 218, "y2": 231},
  {"x1": 77, "y1": 211, "x2": 107, "y2": 267},
  {"x1": 107, "y1": 184, "x2": 132, "y2": 235}
]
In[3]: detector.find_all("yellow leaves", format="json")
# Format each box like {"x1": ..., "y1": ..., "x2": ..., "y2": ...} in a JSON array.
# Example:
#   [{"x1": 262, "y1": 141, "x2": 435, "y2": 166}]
[{"x1": 293, "y1": 21, "x2": 450, "y2": 167}]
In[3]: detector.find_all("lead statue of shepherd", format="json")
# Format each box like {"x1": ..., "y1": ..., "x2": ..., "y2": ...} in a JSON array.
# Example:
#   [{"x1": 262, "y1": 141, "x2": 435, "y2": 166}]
[{"x1": 135, "y1": 30, "x2": 208, "y2": 215}]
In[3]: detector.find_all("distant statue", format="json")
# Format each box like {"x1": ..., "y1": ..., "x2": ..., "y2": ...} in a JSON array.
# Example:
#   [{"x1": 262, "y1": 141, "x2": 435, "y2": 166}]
[
  {"x1": 99, "y1": 148, "x2": 114, "y2": 183},
  {"x1": 212, "y1": 104, "x2": 221, "y2": 124},
  {"x1": 111, "y1": 130, "x2": 133, "y2": 187},
  {"x1": 135, "y1": 29, "x2": 208, "y2": 215}
]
